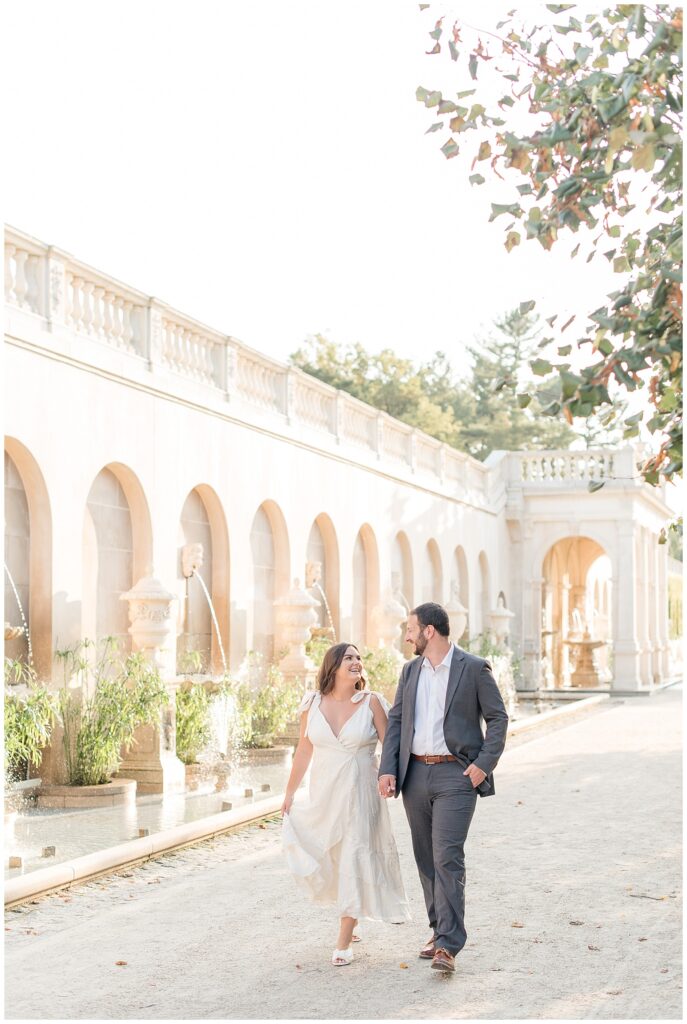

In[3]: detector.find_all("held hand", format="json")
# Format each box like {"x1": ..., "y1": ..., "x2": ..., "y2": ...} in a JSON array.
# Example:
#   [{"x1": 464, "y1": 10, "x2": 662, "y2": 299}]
[
  {"x1": 378, "y1": 774, "x2": 396, "y2": 799},
  {"x1": 463, "y1": 763, "x2": 487, "y2": 788},
  {"x1": 280, "y1": 793, "x2": 294, "y2": 816}
]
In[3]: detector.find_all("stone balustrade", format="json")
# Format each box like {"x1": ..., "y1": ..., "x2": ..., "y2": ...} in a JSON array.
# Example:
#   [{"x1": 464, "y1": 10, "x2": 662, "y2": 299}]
[{"x1": 4, "y1": 226, "x2": 492, "y2": 502}]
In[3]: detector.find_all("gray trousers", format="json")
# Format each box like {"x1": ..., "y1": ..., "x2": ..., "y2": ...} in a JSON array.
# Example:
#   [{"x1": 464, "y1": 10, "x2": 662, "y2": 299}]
[{"x1": 402, "y1": 759, "x2": 477, "y2": 956}]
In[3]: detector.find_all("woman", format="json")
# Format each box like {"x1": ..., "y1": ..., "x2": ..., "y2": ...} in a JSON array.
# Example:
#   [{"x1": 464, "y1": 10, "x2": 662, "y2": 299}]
[{"x1": 281, "y1": 642, "x2": 410, "y2": 965}]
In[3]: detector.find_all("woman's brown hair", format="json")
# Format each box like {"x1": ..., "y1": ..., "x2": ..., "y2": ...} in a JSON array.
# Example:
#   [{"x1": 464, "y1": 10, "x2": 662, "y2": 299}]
[{"x1": 316, "y1": 642, "x2": 367, "y2": 695}]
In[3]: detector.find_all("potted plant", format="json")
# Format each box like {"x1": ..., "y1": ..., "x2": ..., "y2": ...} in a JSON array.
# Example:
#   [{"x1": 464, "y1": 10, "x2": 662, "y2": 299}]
[
  {"x1": 176, "y1": 680, "x2": 213, "y2": 789},
  {"x1": 4, "y1": 658, "x2": 56, "y2": 818},
  {"x1": 38, "y1": 638, "x2": 168, "y2": 808},
  {"x1": 237, "y1": 662, "x2": 302, "y2": 766}
]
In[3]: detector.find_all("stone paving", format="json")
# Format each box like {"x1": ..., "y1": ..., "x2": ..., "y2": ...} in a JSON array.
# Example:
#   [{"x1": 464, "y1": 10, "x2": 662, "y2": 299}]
[{"x1": 4, "y1": 687, "x2": 682, "y2": 1020}]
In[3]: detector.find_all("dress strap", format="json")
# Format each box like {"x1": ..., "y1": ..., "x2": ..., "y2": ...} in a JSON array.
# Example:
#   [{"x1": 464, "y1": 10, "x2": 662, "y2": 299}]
[
  {"x1": 296, "y1": 690, "x2": 321, "y2": 716},
  {"x1": 351, "y1": 689, "x2": 391, "y2": 714}
]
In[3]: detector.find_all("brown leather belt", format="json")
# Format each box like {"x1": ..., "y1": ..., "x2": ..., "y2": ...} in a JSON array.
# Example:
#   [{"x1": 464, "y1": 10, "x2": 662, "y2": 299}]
[{"x1": 411, "y1": 754, "x2": 458, "y2": 765}]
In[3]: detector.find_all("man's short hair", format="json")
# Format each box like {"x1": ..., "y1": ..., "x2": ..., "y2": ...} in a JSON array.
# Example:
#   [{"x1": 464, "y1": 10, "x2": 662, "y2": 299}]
[{"x1": 411, "y1": 602, "x2": 450, "y2": 637}]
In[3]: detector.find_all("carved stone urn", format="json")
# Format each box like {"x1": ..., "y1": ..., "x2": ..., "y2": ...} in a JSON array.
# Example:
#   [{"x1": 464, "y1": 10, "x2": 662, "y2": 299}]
[
  {"x1": 118, "y1": 575, "x2": 184, "y2": 794},
  {"x1": 446, "y1": 586, "x2": 469, "y2": 646},
  {"x1": 371, "y1": 591, "x2": 407, "y2": 664},
  {"x1": 274, "y1": 579, "x2": 321, "y2": 682}
]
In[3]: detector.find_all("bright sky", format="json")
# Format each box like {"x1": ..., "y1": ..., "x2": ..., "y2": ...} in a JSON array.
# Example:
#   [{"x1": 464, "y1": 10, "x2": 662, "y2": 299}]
[{"x1": 5, "y1": 0, "x2": 623, "y2": 369}]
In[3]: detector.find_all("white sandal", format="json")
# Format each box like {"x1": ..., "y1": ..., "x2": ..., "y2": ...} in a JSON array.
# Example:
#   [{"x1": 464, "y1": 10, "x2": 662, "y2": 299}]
[{"x1": 331, "y1": 947, "x2": 353, "y2": 966}]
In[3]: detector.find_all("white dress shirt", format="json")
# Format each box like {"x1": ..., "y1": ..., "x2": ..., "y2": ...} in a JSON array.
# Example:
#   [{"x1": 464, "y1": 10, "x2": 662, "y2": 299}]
[{"x1": 410, "y1": 643, "x2": 455, "y2": 756}]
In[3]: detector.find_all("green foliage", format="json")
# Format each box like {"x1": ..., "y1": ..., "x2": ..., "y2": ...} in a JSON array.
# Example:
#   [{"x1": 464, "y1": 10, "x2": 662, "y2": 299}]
[
  {"x1": 417, "y1": 5, "x2": 683, "y2": 483},
  {"x1": 304, "y1": 634, "x2": 332, "y2": 670},
  {"x1": 4, "y1": 659, "x2": 56, "y2": 781},
  {"x1": 54, "y1": 640, "x2": 168, "y2": 786},
  {"x1": 360, "y1": 647, "x2": 402, "y2": 704},
  {"x1": 291, "y1": 314, "x2": 582, "y2": 460},
  {"x1": 175, "y1": 683, "x2": 212, "y2": 765},
  {"x1": 233, "y1": 664, "x2": 302, "y2": 748}
]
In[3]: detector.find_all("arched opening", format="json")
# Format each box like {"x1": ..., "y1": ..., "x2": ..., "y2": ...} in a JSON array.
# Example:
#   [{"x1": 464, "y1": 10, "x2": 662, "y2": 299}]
[
  {"x1": 306, "y1": 514, "x2": 340, "y2": 640},
  {"x1": 176, "y1": 485, "x2": 229, "y2": 674},
  {"x1": 352, "y1": 524, "x2": 380, "y2": 648},
  {"x1": 4, "y1": 440, "x2": 52, "y2": 677},
  {"x1": 250, "y1": 501, "x2": 290, "y2": 664},
  {"x1": 451, "y1": 545, "x2": 470, "y2": 642},
  {"x1": 422, "y1": 539, "x2": 443, "y2": 604},
  {"x1": 83, "y1": 469, "x2": 132, "y2": 655},
  {"x1": 542, "y1": 536, "x2": 612, "y2": 689}
]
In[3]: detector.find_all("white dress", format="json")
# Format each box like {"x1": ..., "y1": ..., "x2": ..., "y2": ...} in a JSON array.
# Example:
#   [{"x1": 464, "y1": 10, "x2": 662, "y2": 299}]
[{"x1": 282, "y1": 689, "x2": 411, "y2": 923}]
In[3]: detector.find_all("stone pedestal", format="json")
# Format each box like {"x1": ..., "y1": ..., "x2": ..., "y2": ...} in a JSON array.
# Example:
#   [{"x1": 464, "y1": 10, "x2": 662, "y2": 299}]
[
  {"x1": 117, "y1": 575, "x2": 185, "y2": 794},
  {"x1": 274, "y1": 580, "x2": 321, "y2": 682}
]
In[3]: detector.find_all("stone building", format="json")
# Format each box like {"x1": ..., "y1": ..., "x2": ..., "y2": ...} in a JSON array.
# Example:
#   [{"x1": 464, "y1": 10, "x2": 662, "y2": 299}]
[{"x1": 4, "y1": 226, "x2": 676, "y2": 719}]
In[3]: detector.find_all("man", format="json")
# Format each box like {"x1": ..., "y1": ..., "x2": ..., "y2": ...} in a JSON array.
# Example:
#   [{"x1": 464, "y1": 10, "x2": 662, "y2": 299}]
[{"x1": 378, "y1": 602, "x2": 508, "y2": 974}]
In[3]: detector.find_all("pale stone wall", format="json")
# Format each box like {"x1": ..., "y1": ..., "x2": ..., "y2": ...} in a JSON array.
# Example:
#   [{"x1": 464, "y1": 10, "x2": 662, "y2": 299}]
[{"x1": 3, "y1": 227, "x2": 675, "y2": 712}]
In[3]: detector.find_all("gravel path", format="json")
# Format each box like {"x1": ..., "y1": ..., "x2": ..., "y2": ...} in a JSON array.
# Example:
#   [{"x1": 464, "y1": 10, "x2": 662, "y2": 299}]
[{"x1": 5, "y1": 688, "x2": 682, "y2": 1020}]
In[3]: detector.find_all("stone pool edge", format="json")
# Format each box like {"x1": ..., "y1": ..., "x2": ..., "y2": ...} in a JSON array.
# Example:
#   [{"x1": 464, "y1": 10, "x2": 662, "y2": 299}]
[{"x1": 5, "y1": 694, "x2": 609, "y2": 906}]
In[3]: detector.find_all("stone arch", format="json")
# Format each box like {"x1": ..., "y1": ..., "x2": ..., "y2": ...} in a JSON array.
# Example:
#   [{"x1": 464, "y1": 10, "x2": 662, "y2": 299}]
[
  {"x1": 352, "y1": 524, "x2": 380, "y2": 648},
  {"x1": 423, "y1": 539, "x2": 443, "y2": 604},
  {"x1": 451, "y1": 545, "x2": 470, "y2": 640},
  {"x1": 306, "y1": 513, "x2": 340, "y2": 640},
  {"x1": 249, "y1": 500, "x2": 290, "y2": 664},
  {"x1": 4, "y1": 438, "x2": 52, "y2": 677},
  {"x1": 177, "y1": 484, "x2": 230, "y2": 674},
  {"x1": 82, "y1": 464, "x2": 152, "y2": 654},
  {"x1": 541, "y1": 535, "x2": 611, "y2": 689}
]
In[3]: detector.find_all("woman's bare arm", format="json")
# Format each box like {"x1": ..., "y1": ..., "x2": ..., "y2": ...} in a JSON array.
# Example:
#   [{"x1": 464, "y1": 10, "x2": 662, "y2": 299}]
[{"x1": 281, "y1": 711, "x2": 314, "y2": 815}]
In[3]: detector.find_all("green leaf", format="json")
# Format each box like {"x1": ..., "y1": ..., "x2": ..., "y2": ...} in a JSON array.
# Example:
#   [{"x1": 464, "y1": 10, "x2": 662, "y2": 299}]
[
  {"x1": 490, "y1": 202, "x2": 522, "y2": 221},
  {"x1": 449, "y1": 40, "x2": 459, "y2": 61},
  {"x1": 557, "y1": 345, "x2": 572, "y2": 356},
  {"x1": 519, "y1": 299, "x2": 536, "y2": 314},
  {"x1": 631, "y1": 143, "x2": 656, "y2": 171},
  {"x1": 438, "y1": 100, "x2": 457, "y2": 114},
  {"x1": 441, "y1": 138, "x2": 459, "y2": 159},
  {"x1": 469, "y1": 54, "x2": 478, "y2": 80},
  {"x1": 425, "y1": 122, "x2": 443, "y2": 134},
  {"x1": 588, "y1": 480, "x2": 606, "y2": 493},
  {"x1": 505, "y1": 231, "x2": 521, "y2": 252},
  {"x1": 532, "y1": 358, "x2": 552, "y2": 376},
  {"x1": 517, "y1": 393, "x2": 532, "y2": 408},
  {"x1": 575, "y1": 45, "x2": 592, "y2": 64},
  {"x1": 469, "y1": 173, "x2": 485, "y2": 185}
]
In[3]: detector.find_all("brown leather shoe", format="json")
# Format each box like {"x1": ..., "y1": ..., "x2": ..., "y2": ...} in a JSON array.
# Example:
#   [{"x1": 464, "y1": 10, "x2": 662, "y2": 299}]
[
  {"x1": 419, "y1": 936, "x2": 436, "y2": 959},
  {"x1": 431, "y1": 947, "x2": 455, "y2": 973}
]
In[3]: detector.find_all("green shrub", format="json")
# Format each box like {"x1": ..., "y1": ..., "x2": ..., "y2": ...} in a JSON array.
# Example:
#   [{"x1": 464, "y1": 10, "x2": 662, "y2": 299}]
[
  {"x1": 360, "y1": 647, "x2": 402, "y2": 704},
  {"x1": 4, "y1": 659, "x2": 56, "y2": 782},
  {"x1": 175, "y1": 683, "x2": 212, "y2": 765},
  {"x1": 234, "y1": 665, "x2": 302, "y2": 748},
  {"x1": 54, "y1": 640, "x2": 168, "y2": 786}
]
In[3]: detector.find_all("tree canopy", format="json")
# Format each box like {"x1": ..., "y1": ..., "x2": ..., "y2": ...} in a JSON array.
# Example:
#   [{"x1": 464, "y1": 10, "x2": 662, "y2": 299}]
[
  {"x1": 291, "y1": 309, "x2": 575, "y2": 460},
  {"x1": 416, "y1": 4, "x2": 682, "y2": 485}
]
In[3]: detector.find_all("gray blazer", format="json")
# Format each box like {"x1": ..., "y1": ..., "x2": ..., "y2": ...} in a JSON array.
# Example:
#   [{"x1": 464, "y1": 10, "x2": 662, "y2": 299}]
[{"x1": 378, "y1": 646, "x2": 509, "y2": 798}]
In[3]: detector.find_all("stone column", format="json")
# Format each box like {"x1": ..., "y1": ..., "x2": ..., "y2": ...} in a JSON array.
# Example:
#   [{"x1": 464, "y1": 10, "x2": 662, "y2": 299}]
[
  {"x1": 656, "y1": 536, "x2": 671, "y2": 681},
  {"x1": 520, "y1": 576, "x2": 543, "y2": 691},
  {"x1": 117, "y1": 575, "x2": 185, "y2": 794},
  {"x1": 612, "y1": 525, "x2": 643, "y2": 690},
  {"x1": 274, "y1": 580, "x2": 321, "y2": 683}
]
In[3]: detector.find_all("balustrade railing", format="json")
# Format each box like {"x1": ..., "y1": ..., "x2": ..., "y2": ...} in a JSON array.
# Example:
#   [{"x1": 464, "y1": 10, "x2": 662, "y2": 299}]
[
  {"x1": 519, "y1": 450, "x2": 615, "y2": 483},
  {"x1": 235, "y1": 348, "x2": 286, "y2": 415},
  {"x1": 291, "y1": 372, "x2": 337, "y2": 434},
  {"x1": 160, "y1": 314, "x2": 223, "y2": 387},
  {"x1": 4, "y1": 226, "x2": 491, "y2": 503}
]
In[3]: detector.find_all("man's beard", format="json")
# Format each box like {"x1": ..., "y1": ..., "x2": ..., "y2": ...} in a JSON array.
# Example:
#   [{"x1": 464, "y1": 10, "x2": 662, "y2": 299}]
[{"x1": 413, "y1": 633, "x2": 428, "y2": 656}]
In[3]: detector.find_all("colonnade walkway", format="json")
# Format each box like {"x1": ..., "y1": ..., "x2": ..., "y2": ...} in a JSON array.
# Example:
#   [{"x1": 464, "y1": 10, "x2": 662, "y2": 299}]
[{"x1": 5, "y1": 687, "x2": 682, "y2": 1020}]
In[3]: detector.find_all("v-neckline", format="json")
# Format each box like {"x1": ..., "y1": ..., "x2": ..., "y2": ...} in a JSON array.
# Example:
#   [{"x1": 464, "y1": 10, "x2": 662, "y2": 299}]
[{"x1": 317, "y1": 699, "x2": 367, "y2": 741}]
